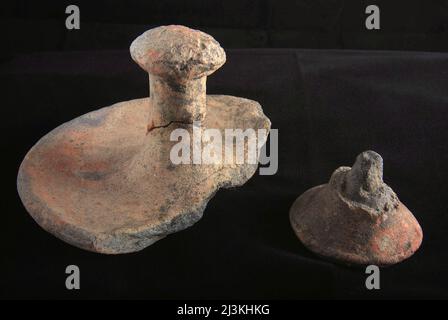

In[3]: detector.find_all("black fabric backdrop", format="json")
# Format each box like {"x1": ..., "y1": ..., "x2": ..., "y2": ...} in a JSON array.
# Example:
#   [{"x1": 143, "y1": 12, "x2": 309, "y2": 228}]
[
  {"x1": 1, "y1": 0, "x2": 448, "y2": 300},
  {"x1": 3, "y1": 0, "x2": 448, "y2": 55},
  {"x1": 1, "y1": 48, "x2": 448, "y2": 299}
]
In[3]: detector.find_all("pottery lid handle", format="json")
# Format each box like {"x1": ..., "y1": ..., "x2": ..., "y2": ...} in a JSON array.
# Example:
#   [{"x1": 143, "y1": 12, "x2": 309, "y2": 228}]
[{"x1": 130, "y1": 25, "x2": 226, "y2": 81}]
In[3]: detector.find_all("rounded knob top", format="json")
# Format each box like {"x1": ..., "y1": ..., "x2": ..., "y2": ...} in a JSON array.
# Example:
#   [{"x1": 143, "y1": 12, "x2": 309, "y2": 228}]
[
  {"x1": 346, "y1": 150, "x2": 384, "y2": 193},
  {"x1": 329, "y1": 150, "x2": 399, "y2": 213},
  {"x1": 130, "y1": 25, "x2": 226, "y2": 80}
]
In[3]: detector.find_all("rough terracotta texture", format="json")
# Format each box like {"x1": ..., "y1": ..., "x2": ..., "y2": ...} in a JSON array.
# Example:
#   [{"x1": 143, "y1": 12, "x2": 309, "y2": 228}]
[
  {"x1": 17, "y1": 25, "x2": 271, "y2": 254},
  {"x1": 290, "y1": 151, "x2": 423, "y2": 266}
]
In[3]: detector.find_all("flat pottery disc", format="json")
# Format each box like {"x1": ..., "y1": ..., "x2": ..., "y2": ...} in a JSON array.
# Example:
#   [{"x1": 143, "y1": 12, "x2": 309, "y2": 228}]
[{"x1": 17, "y1": 25, "x2": 271, "y2": 254}]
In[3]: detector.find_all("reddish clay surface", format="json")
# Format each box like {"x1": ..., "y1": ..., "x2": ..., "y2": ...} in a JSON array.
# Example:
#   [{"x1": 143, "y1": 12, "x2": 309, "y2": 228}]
[
  {"x1": 290, "y1": 151, "x2": 423, "y2": 266},
  {"x1": 17, "y1": 26, "x2": 271, "y2": 254}
]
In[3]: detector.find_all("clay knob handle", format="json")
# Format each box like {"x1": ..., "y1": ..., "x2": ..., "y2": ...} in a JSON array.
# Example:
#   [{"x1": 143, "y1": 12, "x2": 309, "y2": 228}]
[
  {"x1": 130, "y1": 25, "x2": 226, "y2": 80},
  {"x1": 130, "y1": 25, "x2": 226, "y2": 125}
]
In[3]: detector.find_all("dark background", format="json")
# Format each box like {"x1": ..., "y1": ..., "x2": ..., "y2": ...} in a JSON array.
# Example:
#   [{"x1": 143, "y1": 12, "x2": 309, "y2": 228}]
[
  {"x1": 3, "y1": 0, "x2": 448, "y2": 56},
  {"x1": 1, "y1": 0, "x2": 448, "y2": 300}
]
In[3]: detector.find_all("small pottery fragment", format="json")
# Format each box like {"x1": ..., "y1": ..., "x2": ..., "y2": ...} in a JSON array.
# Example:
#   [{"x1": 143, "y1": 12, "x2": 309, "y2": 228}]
[
  {"x1": 17, "y1": 25, "x2": 271, "y2": 254},
  {"x1": 290, "y1": 151, "x2": 422, "y2": 266}
]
